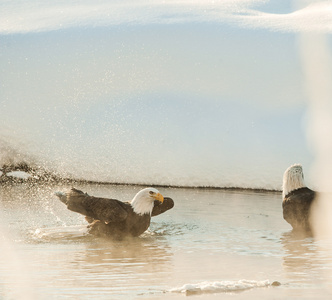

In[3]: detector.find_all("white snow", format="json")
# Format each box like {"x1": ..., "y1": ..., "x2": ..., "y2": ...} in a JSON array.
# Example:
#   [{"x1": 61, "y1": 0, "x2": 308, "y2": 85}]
[
  {"x1": 6, "y1": 171, "x2": 31, "y2": 180},
  {"x1": 170, "y1": 279, "x2": 271, "y2": 294}
]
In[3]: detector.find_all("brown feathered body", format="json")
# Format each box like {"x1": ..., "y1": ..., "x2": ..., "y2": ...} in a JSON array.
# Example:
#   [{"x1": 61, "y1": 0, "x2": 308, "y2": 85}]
[
  {"x1": 282, "y1": 187, "x2": 316, "y2": 232},
  {"x1": 56, "y1": 188, "x2": 174, "y2": 238}
]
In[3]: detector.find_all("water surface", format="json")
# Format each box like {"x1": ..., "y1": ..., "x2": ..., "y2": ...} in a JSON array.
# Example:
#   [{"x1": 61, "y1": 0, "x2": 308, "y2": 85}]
[{"x1": 1, "y1": 183, "x2": 332, "y2": 299}]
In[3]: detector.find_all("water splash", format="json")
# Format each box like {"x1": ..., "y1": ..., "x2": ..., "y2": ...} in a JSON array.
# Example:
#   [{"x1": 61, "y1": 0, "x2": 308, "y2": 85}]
[{"x1": 32, "y1": 225, "x2": 89, "y2": 242}]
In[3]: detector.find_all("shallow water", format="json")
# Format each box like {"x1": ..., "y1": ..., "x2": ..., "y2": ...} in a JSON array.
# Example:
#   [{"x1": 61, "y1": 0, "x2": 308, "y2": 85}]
[{"x1": 1, "y1": 183, "x2": 332, "y2": 299}]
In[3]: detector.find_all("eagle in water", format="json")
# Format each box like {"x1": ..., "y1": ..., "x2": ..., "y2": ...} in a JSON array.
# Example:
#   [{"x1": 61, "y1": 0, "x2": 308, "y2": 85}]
[
  {"x1": 282, "y1": 164, "x2": 315, "y2": 232},
  {"x1": 55, "y1": 187, "x2": 174, "y2": 238}
]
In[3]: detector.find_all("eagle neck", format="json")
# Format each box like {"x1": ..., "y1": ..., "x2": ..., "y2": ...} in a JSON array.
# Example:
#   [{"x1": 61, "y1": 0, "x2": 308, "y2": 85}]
[
  {"x1": 283, "y1": 177, "x2": 306, "y2": 198},
  {"x1": 130, "y1": 197, "x2": 154, "y2": 216}
]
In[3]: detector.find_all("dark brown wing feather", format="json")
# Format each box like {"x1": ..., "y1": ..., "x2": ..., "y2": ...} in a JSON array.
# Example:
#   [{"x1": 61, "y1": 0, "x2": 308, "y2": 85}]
[
  {"x1": 282, "y1": 187, "x2": 316, "y2": 231},
  {"x1": 151, "y1": 197, "x2": 174, "y2": 217},
  {"x1": 64, "y1": 188, "x2": 129, "y2": 224},
  {"x1": 57, "y1": 188, "x2": 174, "y2": 238}
]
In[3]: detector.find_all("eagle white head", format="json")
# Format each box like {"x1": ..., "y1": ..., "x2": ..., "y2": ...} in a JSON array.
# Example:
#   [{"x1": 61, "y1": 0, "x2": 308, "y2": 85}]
[
  {"x1": 130, "y1": 187, "x2": 164, "y2": 215},
  {"x1": 282, "y1": 164, "x2": 306, "y2": 198}
]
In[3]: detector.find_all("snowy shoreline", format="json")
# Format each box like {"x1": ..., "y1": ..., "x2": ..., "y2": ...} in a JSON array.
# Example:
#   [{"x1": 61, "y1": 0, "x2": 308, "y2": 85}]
[{"x1": 0, "y1": 162, "x2": 282, "y2": 193}]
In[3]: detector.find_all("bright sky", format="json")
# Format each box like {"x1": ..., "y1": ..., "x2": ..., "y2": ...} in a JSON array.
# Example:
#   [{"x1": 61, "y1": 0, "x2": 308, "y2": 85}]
[{"x1": 0, "y1": 0, "x2": 331, "y2": 189}]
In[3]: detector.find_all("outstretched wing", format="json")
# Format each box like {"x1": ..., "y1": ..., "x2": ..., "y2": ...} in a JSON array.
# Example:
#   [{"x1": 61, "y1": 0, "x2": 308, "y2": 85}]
[
  {"x1": 62, "y1": 188, "x2": 128, "y2": 224},
  {"x1": 151, "y1": 197, "x2": 174, "y2": 217}
]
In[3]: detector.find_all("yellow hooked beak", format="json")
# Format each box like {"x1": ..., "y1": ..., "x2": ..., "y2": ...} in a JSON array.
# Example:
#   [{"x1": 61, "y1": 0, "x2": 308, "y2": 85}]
[{"x1": 154, "y1": 193, "x2": 164, "y2": 203}]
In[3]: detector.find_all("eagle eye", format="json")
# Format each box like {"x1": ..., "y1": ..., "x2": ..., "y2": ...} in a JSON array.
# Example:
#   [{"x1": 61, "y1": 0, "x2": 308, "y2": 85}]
[{"x1": 149, "y1": 191, "x2": 154, "y2": 195}]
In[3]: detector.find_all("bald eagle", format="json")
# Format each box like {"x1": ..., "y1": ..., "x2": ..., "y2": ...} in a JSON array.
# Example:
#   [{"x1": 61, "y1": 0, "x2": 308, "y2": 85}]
[
  {"x1": 55, "y1": 187, "x2": 174, "y2": 238},
  {"x1": 282, "y1": 164, "x2": 315, "y2": 232}
]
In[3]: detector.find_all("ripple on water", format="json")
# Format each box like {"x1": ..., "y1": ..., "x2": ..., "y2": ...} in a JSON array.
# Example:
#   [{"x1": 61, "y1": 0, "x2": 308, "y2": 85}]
[
  {"x1": 30, "y1": 225, "x2": 91, "y2": 243},
  {"x1": 149, "y1": 221, "x2": 199, "y2": 236}
]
